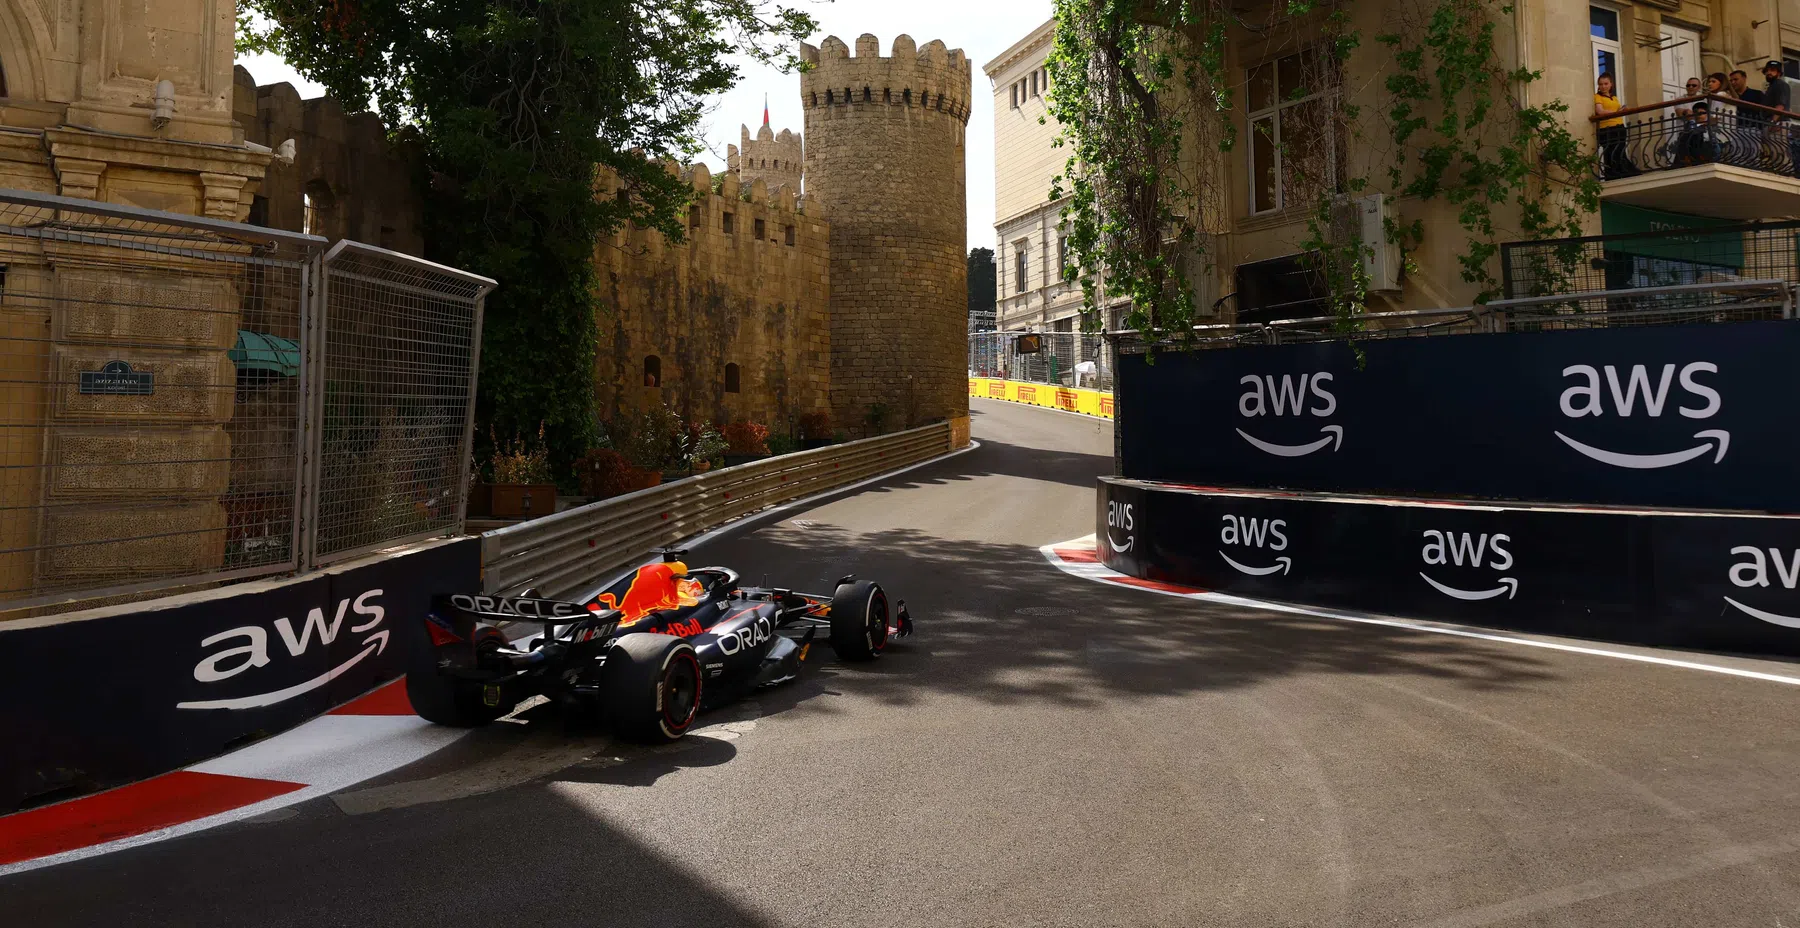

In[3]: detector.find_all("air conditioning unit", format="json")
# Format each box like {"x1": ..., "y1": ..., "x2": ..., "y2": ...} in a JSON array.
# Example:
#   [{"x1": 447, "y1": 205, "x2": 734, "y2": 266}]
[{"x1": 1358, "y1": 193, "x2": 1403, "y2": 293}]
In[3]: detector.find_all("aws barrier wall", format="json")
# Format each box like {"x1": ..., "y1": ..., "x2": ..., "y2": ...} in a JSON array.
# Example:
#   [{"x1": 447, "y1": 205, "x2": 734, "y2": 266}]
[
  {"x1": 0, "y1": 538, "x2": 478, "y2": 812},
  {"x1": 1098, "y1": 479, "x2": 1800, "y2": 656},
  {"x1": 1117, "y1": 320, "x2": 1800, "y2": 512}
]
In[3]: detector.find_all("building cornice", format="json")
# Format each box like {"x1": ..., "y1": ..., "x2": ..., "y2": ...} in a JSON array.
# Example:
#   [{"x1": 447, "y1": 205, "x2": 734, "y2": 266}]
[{"x1": 983, "y1": 19, "x2": 1057, "y2": 79}]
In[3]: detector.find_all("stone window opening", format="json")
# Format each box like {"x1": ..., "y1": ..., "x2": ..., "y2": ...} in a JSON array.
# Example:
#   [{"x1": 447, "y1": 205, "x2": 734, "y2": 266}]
[
  {"x1": 1014, "y1": 245, "x2": 1029, "y2": 294},
  {"x1": 688, "y1": 204, "x2": 701, "y2": 229},
  {"x1": 754, "y1": 218, "x2": 766, "y2": 240},
  {"x1": 722, "y1": 211, "x2": 735, "y2": 233},
  {"x1": 0, "y1": 60, "x2": 7, "y2": 98},
  {"x1": 825, "y1": 90, "x2": 833, "y2": 104},
  {"x1": 1031, "y1": 71, "x2": 1038, "y2": 97},
  {"x1": 904, "y1": 89, "x2": 913, "y2": 105},
  {"x1": 644, "y1": 355, "x2": 661, "y2": 388},
  {"x1": 301, "y1": 181, "x2": 336, "y2": 238},
  {"x1": 811, "y1": 92, "x2": 819, "y2": 106},
  {"x1": 785, "y1": 224, "x2": 796, "y2": 246},
  {"x1": 724, "y1": 363, "x2": 741, "y2": 393},
  {"x1": 884, "y1": 88, "x2": 892, "y2": 103}
]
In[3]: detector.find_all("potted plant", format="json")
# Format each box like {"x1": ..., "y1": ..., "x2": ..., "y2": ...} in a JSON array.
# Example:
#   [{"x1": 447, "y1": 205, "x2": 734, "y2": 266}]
[
  {"x1": 477, "y1": 425, "x2": 556, "y2": 519},
  {"x1": 682, "y1": 423, "x2": 728, "y2": 473},
  {"x1": 798, "y1": 410, "x2": 833, "y2": 450},
  {"x1": 577, "y1": 447, "x2": 661, "y2": 499},
  {"x1": 721, "y1": 421, "x2": 771, "y2": 467}
]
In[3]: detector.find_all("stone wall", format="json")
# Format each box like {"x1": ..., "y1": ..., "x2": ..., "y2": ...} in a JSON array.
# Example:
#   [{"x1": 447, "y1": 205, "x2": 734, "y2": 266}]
[
  {"x1": 593, "y1": 163, "x2": 830, "y2": 434},
  {"x1": 800, "y1": 34, "x2": 970, "y2": 435},
  {"x1": 231, "y1": 66, "x2": 424, "y2": 255},
  {"x1": 729, "y1": 123, "x2": 803, "y2": 196}
]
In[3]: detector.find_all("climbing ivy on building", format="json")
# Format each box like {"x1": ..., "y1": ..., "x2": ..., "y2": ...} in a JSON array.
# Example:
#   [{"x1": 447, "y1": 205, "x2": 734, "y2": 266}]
[
  {"x1": 1046, "y1": 0, "x2": 1602, "y2": 339},
  {"x1": 240, "y1": 0, "x2": 814, "y2": 476}
]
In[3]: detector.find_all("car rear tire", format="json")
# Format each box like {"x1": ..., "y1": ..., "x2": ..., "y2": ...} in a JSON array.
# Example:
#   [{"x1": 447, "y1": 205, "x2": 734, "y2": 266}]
[
  {"x1": 601, "y1": 633, "x2": 702, "y2": 743},
  {"x1": 407, "y1": 624, "x2": 510, "y2": 727},
  {"x1": 828, "y1": 580, "x2": 889, "y2": 662}
]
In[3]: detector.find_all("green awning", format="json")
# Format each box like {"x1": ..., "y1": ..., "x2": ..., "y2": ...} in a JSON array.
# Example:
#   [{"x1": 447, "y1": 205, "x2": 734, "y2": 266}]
[{"x1": 229, "y1": 331, "x2": 301, "y2": 377}]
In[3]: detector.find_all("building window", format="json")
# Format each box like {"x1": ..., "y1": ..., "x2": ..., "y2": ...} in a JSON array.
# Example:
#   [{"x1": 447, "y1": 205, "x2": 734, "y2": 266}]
[
  {"x1": 248, "y1": 195, "x2": 269, "y2": 227},
  {"x1": 1235, "y1": 253, "x2": 1328, "y2": 324},
  {"x1": 722, "y1": 211, "x2": 735, "y2": 233},
  {"x1": 1031, "y1": 71, "x2": 1039, "y2": 97},
  {"x1": 754, "y1": 218, "x2": 766, "y2": 240},
  {"x1": 689, "y1": 204, "x2": 701, "y2": 229},
  {"x1": 1014, "y1": 246, "x2": 1029, "y2": 294},
  {"x1": 724, "y1": 363, "x2": 741, "y2": 393},
  {"x1": 1247, "y1": 51, "x2": 1336, "y2": 215},
  {"x1": 1590, "y1": 6, "x2": 1621, "y2": 90},
  {"x1": 785, "y1": 224, "x2": 796, "y2": 246},
  {"x1": 1010, "y1": 84, "x2": 1018, "y2": 109},
  {"x1": 379, "y1": 226, "x2": 396, "y2": 250},
  {"x1": 644, "y1": 356, "x2": 661, "y2": 388},
  {"x1": 301, "y1": 181, "x2": 336, "y2": 238}
]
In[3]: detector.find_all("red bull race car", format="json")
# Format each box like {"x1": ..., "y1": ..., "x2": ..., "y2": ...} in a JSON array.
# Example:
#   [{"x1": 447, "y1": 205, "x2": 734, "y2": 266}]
[{"x1": 406, "y1": 550, "x2": 912, "y2": 741}]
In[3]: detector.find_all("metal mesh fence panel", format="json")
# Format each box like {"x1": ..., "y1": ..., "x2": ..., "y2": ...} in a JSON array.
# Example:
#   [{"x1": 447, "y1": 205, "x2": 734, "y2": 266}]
[
  {"x1": 1501, "y1": 220, "x2": 1800, "y2": 300},
  {"x1": 308, "y1": 242, "x2": 490, "y2": 564},
  {"x1": 0, "y1": 191, "x2": 321, "y2": 610},
  {"x1": 968, "y1": 331, "x2": 1116, "y2": 391}
]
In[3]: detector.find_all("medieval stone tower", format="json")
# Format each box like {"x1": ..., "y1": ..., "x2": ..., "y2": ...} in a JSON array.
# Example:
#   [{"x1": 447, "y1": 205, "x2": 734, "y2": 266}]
[
  {"x1": 729, "y1": 123, "x2": 803, "y2": 195},
  {"x1": 799, "y1": 34, "x2": 971, "y2": 434}
]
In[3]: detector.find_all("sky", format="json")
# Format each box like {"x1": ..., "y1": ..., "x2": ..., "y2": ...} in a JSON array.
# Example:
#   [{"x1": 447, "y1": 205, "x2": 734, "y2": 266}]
[{"x1": 233, "y1": 0, "x2": 1054, "y2": 252}]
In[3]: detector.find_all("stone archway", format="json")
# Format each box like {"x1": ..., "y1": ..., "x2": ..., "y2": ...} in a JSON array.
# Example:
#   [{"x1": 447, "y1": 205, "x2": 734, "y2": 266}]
[{"x1": 0, "y1": 0, "x2": 47, "y2": 102}]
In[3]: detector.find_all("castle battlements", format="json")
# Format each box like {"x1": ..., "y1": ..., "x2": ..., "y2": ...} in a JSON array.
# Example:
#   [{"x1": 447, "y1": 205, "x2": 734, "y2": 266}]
[
  {"x1": 728, "y1": 123, "x2": 803, "y2": 195},
  {"x1": 799, "y1": 34, "x2": 974, "y2": 125}
]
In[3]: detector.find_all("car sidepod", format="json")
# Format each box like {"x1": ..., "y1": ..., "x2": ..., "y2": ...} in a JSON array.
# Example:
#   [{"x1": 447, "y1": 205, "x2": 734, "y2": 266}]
[{"x1": 691, "y1": 600, "x2": 786, "y2": 688}]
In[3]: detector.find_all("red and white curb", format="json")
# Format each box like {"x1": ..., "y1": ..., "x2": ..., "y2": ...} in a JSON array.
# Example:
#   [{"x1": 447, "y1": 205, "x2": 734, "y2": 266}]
[
  {"x1": 1042, "y1": 534, "x2": 1800, "y2": 688},
  {"x1": 0, "y1": 680, "x2": 466, "y2": 876}
]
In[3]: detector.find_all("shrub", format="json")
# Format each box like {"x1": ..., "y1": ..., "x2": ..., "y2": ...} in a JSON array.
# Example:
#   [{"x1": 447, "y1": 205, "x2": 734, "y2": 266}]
[
  {"x1": 681, "y1": 423, "x2": 728, "y2": 468},
  {"x1": 767, "y1": 433, "x2": 800, "y2": 457},
  {"x1": 607, "y1": 404, "x2": 686, "y2": 470},
  {"x1": 722, "y1": 421, "x2": 770, "y2": 455},
  {"x1": 575, "y1": 448, "x2": 634, "y2": 497},
  {"x1": 798, "y1": 410, "x2": 831, "y2": 440},
  {"x1": 489, "y1": 424, "x2": 554, "y2": 484}
]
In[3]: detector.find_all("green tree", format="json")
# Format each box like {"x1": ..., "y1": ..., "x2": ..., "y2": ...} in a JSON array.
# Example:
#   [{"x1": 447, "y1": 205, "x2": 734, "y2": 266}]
[{"x1": 240, "y1": 0, "x2": 814, "y2": 476}]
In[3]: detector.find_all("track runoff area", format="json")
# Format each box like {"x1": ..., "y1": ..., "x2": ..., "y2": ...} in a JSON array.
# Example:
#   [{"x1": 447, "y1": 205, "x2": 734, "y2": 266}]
[{"x1": 3, "y1": 397, "x2": 1799, "y2": 928}]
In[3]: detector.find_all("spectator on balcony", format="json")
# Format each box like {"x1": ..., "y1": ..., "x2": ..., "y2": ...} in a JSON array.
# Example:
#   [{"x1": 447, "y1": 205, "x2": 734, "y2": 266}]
[
  {"x1": 1705, "y1": 74, "x2": 1732, "y2": 115},
  {"x1": 1761, "y1": 61, "x2": 1800, "y2": 176},
  {"x1": 1594, "y1": 74, "x2": 1637, "y2": 179},
  {"x1": 1730, "y1": 69, "x2": 1765, "y2": 113},
  {"x1": 1675, "y1": 102, "x2": 1723, "y2": 166},
  {"x1": 1675, "y1": 77, "x2": 1703, "y2": 118}
]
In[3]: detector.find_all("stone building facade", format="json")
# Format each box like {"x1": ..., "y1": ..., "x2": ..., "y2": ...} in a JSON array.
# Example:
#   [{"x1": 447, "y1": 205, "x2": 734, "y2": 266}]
[
  {"x1": 729, "y1": 122, "x2": 803, "y2": 197},
  {"x1": 800, "y1": 34, "x2": 971, "y2": 434},
  {"x1": 593, "y1": 164, "x2": 830, "y2": 432},
  {"x1": 231, "y1": 66, "x2": 424, "y2": 255},
  {"x1": 0, "y1": 0, "x2": 280, "y2": 606}
]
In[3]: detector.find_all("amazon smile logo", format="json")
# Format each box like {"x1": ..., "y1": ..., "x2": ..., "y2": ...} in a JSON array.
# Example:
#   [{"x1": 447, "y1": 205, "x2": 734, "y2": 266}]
[
  {"x1": 1219, "y1": 514, "x2": 1291, "y2": 576},
  {"x1": 1555, "y1": 362, "x2": 1727, "y2": 469},
  {"x1": 1236, "y1": 372, "x2": 1342, "y2": 457},
  {"x1": 1725, "y1": 546, "x2": 1800, "y2": 628},
  {"x1": 1106, "y1": 500, "x2": 1135, "y2": 554},
  {"x1": 1419, "y1": 530, "x2": 1517, "y2": 601},
  {"x1": 179, "y1": 589, "x2": 389, "y2": 711}
]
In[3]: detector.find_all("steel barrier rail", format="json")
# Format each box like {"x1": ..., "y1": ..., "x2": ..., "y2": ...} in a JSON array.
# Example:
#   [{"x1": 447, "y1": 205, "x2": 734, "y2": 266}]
[{"x1": 480, "y1": 422, "x2": 955, "y2": 600}]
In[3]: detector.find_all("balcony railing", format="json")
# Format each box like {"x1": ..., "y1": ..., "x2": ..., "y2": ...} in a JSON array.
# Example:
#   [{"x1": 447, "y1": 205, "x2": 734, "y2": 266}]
[{"x1": 1592, "y1": 93, "x2": 1799, "y2": 180}]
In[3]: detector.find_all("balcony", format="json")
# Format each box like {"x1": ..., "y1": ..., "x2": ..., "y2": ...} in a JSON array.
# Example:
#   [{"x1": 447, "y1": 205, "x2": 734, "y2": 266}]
[{"x1": 1593, "y1": 95, "x2": 1800, "y2": 220}]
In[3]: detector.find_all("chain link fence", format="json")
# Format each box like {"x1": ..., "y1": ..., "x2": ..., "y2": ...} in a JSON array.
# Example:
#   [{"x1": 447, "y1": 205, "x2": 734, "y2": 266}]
[
  {"x1": 0, "y1": 190, "x2": 492, "y2": 614},
  {"x1": 308, "y1": 242, "x2": 488, "y2": 564},
  {"x1": 968, "y1": 330, "x2": 1116, "y2": 391}
]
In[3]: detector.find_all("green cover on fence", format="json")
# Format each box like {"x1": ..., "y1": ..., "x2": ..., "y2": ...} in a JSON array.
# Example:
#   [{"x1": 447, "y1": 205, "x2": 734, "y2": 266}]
[
  {"x1": 230, "y1": 331, "x2": 301, "y2": 377},
  {"x1": 1599, "y1": 202, "x2": 1745, "y2": 269}
]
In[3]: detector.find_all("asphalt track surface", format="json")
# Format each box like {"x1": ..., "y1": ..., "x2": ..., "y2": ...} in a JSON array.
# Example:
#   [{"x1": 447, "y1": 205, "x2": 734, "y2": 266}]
[{"x1": 7, "y1": 398, "x2": 1800, "y2": 927}]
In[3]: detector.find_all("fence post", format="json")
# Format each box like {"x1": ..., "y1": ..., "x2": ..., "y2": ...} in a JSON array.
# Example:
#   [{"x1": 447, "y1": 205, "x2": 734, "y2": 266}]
[
  {"x1": 297, "y1": 253, "x2": 329, "y2": 571},
  {"x1": 454, "y1": 290, "x2": 490, "y2": 538}
]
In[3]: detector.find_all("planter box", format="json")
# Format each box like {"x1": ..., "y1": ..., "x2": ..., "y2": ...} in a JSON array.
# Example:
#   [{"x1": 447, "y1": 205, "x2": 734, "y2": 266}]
[
  {"x1": 798, "y1": 438, "x2": 834, "y2": 450},
  {"x1": 465, "y1": 483, "x2": 493, "y2": 518},
  {"x1": 485, "y1": 483, "x2": 557, "y2": 519},
  {"x1": 722, "y1": 453, "x2": 770, "y2": 468}
]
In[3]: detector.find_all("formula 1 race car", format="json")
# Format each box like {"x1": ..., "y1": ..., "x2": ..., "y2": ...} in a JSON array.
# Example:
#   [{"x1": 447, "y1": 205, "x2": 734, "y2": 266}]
[{"x1": 406, "y1": 550, "x2": 913, "y2": 741}]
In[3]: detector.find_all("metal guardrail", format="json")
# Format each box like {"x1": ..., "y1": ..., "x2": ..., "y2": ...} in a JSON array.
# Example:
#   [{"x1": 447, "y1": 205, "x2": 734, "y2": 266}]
[
  {"x1": 480, "y1": 421, "x2": 955, "y2": 600},
  {"x1": 1108, "y1": 280, "x2": 1796, "y2": 354}
]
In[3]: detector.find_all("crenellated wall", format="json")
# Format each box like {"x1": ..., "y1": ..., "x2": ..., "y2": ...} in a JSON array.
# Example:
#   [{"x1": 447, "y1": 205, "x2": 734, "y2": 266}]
[
  {"x1": 729, "y1": 123, "x2": 803, "y2": 196},
  {"x1": 231, "y1": 66, "x2": 424, "y2": 255},
  {"x1": 593, "y1": 162, "x2": 831, "y2": 433},
  {"x1": 800, "y1": 34, "x2": 970, "y2": 435}
]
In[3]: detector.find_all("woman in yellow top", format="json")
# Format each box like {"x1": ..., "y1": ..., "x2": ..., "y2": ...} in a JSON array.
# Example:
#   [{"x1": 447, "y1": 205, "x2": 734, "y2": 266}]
[{"x1": 1594, "y1": 74, "x2": 1638, "y2": 178}]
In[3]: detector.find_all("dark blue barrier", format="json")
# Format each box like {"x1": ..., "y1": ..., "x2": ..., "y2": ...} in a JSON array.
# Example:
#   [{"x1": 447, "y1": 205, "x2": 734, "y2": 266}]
[
  {"x1": 1117, "y1": 320, "x2": 1800, "y2": 512},
  {"x1": 1099, "y1": 478, "x2": 1800, "y2": 656},
  {"x1": 0, "y1": 538, "x2": 479, "y2": 812}
]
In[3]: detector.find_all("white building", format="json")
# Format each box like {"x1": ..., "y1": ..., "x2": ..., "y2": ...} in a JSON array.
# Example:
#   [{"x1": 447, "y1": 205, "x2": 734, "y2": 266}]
[{"x1": 984, "y1": 20, "x2": 1088, "y2": 334}]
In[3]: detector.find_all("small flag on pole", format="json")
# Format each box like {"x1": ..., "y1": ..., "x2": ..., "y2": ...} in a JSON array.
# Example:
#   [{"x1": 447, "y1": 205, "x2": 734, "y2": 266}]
[{"x1": 763, "y1": 93, "x2": 770, "y2": 127}]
